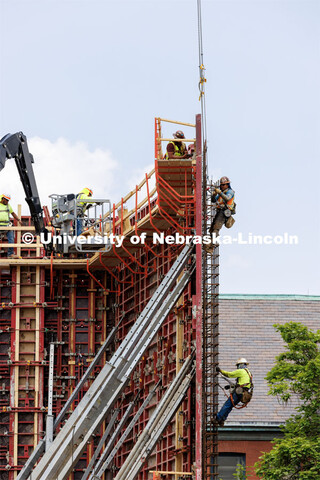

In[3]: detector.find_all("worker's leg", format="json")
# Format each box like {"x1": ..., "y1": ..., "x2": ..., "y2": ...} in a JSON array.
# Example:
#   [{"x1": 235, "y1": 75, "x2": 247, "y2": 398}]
[
  {"x1": 205, "y1": 210, "x2": 226, "y2": 254},
  {"x1": 76, "y1": 219, "x2": 83, "y2": 235},
  {"x1": 7, "y1": 230, "x2": 14, "y2": 257},
  {"x1": 209, "y1": 210, "x2": 226, "y2": 236},
  {"x1": 216, "y1": 392, "x2": 242, "y2": 422}
]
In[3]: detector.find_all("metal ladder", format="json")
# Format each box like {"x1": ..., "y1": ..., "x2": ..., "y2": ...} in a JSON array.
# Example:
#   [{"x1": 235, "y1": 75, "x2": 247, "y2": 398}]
[
  {"x1": 114, "y1": 354, "x2": 195, "y2": 480},
  {"x1": 25, "y1": 242, "x2": 195, "y2": 480},
  {"x1": 83, "y1": 381, "x2": 160, "y2": 480},
  {"x1": 203, "y1": 178, "x2": 220, "y2": 479}
]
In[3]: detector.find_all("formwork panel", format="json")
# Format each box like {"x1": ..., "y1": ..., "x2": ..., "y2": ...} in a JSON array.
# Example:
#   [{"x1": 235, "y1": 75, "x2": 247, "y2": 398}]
[{"x1": 4, "y1": 118, "x2": 210, "y2": 479}]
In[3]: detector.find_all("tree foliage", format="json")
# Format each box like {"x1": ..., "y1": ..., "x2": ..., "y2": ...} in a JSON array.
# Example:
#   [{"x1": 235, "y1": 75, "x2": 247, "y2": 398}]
[{"x1": 255, "y1": 322, "x2": 320, "y2": 480}]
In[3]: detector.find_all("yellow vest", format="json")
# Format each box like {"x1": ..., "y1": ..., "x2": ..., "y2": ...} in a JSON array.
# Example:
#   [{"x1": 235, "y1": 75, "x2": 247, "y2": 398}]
[
  {"x1": 0, "y1": 202, "x2": 13, "y2": 225},
  {"x1": 220, "y1": 368, "x2": 252, "y2": 388},
  {"x1": 165, "y1": 141, "x2": 186, "y2": 159},
  {"x1": 76, "y1": 189, "x2": 92, "y2": 214}
]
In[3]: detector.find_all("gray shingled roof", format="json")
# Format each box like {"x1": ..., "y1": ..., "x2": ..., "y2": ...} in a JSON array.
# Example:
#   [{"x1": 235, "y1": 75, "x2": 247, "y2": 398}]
[{"x1": 218, "y1": 295, "x2": 320, "y2": 425}]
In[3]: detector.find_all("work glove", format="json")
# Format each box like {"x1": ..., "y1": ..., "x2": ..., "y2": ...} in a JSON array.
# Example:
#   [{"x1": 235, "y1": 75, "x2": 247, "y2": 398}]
[
  {"x1": 216, "y1": 366, "x2": 221, "y2": 373},
  {"x1": 214, "y1": 188, "x2": 221, "y2": 194}
]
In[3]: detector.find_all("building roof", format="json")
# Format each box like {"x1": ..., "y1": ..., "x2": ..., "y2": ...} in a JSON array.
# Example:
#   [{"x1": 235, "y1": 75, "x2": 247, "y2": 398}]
[{"x1": 218, "y1": 295, "x2": 320, "y2": 425}]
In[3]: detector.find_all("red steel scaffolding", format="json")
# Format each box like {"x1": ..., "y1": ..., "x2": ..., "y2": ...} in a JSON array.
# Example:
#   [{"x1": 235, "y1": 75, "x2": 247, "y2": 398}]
[{"x1": 0, "y1": 115, "x2": 219, "y2": 480}]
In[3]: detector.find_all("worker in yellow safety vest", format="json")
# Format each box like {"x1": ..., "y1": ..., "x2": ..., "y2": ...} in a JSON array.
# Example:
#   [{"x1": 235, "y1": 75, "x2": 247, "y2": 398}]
[
  {"x1": 215, "y1": 358, "x2": 253, "y2": 427},
  {"x1": 165, "y1": 130, "x2": 190, "y2": 159},
  {"x1": 75, "y1": 188, "x2": 93, "y2": 235},
  {"x1": 0, "y1": 194, "x2": 21, "y2": 258}
]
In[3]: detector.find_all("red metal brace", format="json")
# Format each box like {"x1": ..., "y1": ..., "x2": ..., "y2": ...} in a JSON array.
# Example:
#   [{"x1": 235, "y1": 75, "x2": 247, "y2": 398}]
[{"x1": 98, "y1": 253, "x2": 133, "y2": 287}]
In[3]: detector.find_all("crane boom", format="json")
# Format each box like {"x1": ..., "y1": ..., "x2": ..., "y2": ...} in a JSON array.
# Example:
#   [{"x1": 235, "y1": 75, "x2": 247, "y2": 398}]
[{"x1": 0, "y1": 132, "x2": 50, "y2": 244}]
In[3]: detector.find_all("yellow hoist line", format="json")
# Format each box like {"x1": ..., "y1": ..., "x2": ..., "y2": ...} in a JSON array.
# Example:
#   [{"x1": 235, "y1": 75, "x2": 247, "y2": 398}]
[{"x1": 199, "y1": 63, "x2": 207, "y2": 101}]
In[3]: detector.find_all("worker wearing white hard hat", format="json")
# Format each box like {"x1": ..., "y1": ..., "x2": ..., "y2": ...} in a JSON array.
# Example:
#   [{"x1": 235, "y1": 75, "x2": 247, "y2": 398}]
[
  {"x1": 214, "y1": 358, "x2": 253, "y2": 426},
  {"x1": 0, "y1": 194, "x2": 22, "y2": 258}
]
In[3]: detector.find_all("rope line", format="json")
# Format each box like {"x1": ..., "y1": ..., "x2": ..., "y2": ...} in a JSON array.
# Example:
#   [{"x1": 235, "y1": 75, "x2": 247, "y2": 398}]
[
  {"x1": 218, "y1": 382, "x2": 249, "y2": 410},
  {"x1": 197, "y1": 0, "x2": 208, "y2": 170}
]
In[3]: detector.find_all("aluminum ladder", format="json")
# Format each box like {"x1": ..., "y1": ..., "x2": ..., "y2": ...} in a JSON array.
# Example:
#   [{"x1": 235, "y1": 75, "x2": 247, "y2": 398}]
[{"x1": 113, "y1": 354, "x2": 195, "y2": 480}]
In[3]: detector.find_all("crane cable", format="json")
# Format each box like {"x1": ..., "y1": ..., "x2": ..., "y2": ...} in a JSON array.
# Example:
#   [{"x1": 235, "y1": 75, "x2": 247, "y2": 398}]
[{"x1": 197, "y1": 0, "x2": 208, "y2": 171}]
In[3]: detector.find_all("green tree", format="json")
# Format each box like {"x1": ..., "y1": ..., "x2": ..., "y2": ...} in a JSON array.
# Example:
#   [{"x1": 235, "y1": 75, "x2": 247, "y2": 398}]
[{"x1": 255, "y1": 322, "x2": 320, "y2": 480}]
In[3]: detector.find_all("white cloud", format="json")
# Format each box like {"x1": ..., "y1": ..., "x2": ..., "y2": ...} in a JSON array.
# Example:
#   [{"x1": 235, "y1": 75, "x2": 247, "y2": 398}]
[{"x1": 0, "y1": 137, "x2": 118, "y2": 215}]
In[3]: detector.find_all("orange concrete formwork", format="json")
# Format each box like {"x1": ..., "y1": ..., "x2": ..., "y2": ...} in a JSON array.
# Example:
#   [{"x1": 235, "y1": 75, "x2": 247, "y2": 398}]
[{"x1": 89, "y1": 157, "x2": 196, "y2": 272}]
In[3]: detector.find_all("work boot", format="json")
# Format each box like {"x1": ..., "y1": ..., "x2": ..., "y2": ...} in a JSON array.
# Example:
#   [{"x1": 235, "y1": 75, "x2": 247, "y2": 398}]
[
  {"x1": 213, "y1": 414, "x2": 224, "y2": 427},
  {"x1": 204, "y1": 243, "x2": 214, "y2": 254}
]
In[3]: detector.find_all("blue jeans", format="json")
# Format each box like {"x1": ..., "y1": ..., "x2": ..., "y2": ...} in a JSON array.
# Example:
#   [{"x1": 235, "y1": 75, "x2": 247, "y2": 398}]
[
  {"x1": 6, "y1": 230, "x2": 14, "y2": 256},
  {"x1": 76, "y1": 219, "x2": 83, "y2": 235},
  {"x1": 217, "y1": 391, "x2": 242, "y2": 422}
]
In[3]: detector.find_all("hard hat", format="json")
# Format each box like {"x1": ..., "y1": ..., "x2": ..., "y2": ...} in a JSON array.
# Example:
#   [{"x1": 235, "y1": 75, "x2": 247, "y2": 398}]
[
  {"x1": 173, "y1": 130, "x2": 185, "y2": 139},
  {"x1": 82, "y1": 188, "x2": 93, "y2": 196},
  {"x1": 220, "y1": 176, "x2": 230, "y2": 185},
  {"x1": 236, "y1": 357, "x2": 249, "y2": 366},
  {"x1": 1, "y1": 194, "x2": 11, "y2": 201}
]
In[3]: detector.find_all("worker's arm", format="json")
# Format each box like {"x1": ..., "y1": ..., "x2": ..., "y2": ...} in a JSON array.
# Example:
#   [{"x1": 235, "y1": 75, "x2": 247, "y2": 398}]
[
  {"x1": 220, "y1": 369, "x2": 239, "y2": 378},
  {"x1": 218, "y1": 189, "x2": 234, "y2": 203},
  {"x1": 221, "y1": 368, "x2": 250, "y2": 387},
  {"x1": 167, "y1": 152, "x2": 190, "y2": 159},
  {"x1": 11, "y1": 212, "x2": 22, "y2": 224},
  {"x1": 166, "y1": 143, "x2": 190, "y2": 159}
]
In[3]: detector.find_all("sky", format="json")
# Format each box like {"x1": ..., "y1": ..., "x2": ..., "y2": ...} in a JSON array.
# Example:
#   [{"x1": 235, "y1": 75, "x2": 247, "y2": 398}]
[{"x1": 0, "y1": 0, "x2": 319, "y2": 295}]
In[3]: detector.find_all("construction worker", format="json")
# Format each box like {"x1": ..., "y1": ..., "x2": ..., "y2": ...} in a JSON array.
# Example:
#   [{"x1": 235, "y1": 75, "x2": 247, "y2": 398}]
[
  {"x1": 165, "y1": 131, "x2": 190, "y2": 159},
  {"x1": 76, "y1": 188, "x2": 93, "y2": 235},
  {"x1": 0, "y1": 194, "x2": 21, "y2": 258},
  {"x1": 205, "y1": 176, "x2": 235, "y2": 253},
  {"x1": 188, "y1": 143, "x2": 195, "y2": 157},
  {"x1": 215, "y1": 358, "x2": 253, "y2": 427}
]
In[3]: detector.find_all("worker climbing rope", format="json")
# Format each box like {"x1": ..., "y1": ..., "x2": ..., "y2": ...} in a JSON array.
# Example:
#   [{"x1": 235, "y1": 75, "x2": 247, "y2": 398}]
[
  {"x1": 214, "y1": 358, "x2": 253, "y2": 427},
  {"x1": 205, "y1": 176, "x2": 236, "y2": 253}
]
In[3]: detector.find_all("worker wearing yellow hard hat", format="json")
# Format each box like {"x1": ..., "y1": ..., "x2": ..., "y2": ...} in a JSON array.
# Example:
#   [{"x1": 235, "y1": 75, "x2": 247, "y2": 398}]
[{"x1": 76, "y1": 188, "x2": 93, "y2": 235}]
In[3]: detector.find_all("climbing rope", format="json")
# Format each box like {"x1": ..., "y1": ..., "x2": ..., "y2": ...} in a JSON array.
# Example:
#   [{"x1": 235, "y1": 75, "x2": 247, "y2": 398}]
[
  {"x1": 197, "y1": 0, "x2": 208, "y2": 168},
  {"x1": 217, "y1": 382, "x2": 249, "y2": 410}
]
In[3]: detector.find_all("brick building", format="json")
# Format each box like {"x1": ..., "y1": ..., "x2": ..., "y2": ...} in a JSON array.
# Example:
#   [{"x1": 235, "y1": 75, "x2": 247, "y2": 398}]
[{"x1": 217, "y1": 294, "x2": 320, "y2": 480}]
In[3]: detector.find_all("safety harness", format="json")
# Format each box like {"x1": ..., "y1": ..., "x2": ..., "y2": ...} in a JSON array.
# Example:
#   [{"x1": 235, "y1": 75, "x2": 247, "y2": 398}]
[{"x1": 220, "y1": 368, "x2": 254, "y2": 410}]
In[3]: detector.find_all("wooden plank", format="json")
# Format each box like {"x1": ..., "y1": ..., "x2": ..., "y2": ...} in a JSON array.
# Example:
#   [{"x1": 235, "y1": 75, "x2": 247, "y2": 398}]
[
  {"x1": 13, "y1": 266, "x2": 21, "y2": 478},
  {"x1": 0, "y1": 259, "x2": 87, "y2": 268},
  {"x1": 157, "y1": 117, "x2": 196, "y2": 127},
  {"x1": 17, "y1": 205, "x2": 22, "y2": 258},
  {"x1": 0, "y1": 243, "x2": 42, "y2": 248},
  {"x1": 34, "y1": 266, "x2": 40, "y2": 448}
]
